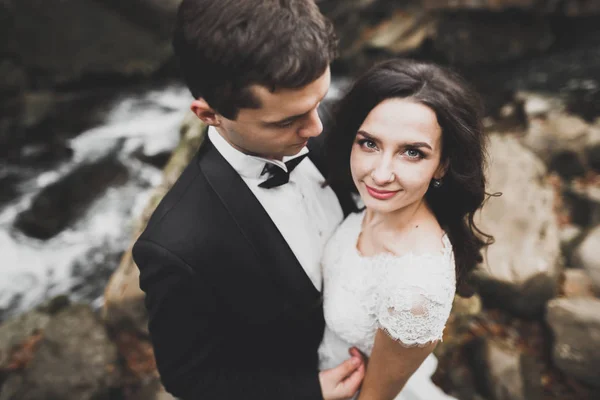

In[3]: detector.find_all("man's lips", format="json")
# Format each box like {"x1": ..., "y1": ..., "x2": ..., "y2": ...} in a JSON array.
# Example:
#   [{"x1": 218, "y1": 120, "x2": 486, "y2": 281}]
[{"x1": 365, "y1": 184, "x2": 401, "y2": 200}]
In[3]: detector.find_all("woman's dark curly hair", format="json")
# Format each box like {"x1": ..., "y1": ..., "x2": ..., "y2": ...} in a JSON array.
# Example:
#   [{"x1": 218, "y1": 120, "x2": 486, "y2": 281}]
[{"x1": 326, "y1": 59, "x2": 494, "y2": 297}]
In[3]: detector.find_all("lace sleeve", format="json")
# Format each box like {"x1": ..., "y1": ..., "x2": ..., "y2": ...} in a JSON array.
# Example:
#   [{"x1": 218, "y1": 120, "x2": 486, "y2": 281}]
[{"x1": 376, "y1": 251, "x2": 456, "y2": 348}]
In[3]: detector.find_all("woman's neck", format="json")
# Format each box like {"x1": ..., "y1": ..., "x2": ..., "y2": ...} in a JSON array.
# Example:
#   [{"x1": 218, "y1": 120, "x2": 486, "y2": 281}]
[{"x1": 363, "y1": 199, "x2": 433, "y2": 235}]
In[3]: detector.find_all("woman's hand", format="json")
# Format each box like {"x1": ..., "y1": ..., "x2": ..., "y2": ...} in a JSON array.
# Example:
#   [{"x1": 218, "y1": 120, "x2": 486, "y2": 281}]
[{"x1": 319, "y1": 351, "x2": 365, "y2": 400}]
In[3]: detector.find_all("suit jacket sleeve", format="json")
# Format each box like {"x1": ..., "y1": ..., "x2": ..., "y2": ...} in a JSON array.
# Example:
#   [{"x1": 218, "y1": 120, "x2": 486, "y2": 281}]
[{"x1": 133, "y1": 239, "x2": 324, "y2": 400}]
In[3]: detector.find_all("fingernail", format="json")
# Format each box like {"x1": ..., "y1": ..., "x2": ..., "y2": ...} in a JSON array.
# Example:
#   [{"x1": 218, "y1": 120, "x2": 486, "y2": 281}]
[{"x1": 351, "y1": 357, "x2": 360, "y2": 366}]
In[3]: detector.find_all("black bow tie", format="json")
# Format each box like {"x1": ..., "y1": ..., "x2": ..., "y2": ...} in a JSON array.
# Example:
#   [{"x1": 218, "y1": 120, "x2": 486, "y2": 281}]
[{"x1": 258, "y1": 154, "x2": 308, "y2": 189}]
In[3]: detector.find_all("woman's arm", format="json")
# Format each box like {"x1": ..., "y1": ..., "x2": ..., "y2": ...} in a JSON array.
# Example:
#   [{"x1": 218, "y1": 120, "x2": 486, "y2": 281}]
[{"x1": 357, "y1": 330, "x2": 436, "y2": 400}]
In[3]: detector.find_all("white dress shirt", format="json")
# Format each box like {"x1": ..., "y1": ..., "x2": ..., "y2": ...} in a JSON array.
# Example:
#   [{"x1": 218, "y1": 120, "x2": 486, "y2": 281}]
[{"x1": 208, "y1": 127, "x2": 343, "y2": 291}]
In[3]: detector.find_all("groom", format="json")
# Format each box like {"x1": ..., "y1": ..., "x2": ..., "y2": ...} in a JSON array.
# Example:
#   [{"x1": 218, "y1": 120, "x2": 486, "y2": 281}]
[{"x1": 132, "y1": 0, "x2": 363, "y2": 399}]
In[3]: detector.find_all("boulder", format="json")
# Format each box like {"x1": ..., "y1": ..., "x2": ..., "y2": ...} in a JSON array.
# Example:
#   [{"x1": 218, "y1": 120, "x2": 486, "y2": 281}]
[
  {"x1": 0, "y1": 311, "x2": 51, "y2": 371},
  {"x1": 558, "y1": 223, "x2": 583, "y2": 265},
  {"x1": 573, "y1": 225, "x2": 600, "y2": 294},
  {"x1": 341, "y1": 8, "x2": 437, "y2": 58},
  {"x1": 472, "y1": 134, "x2": 562, "y2": 317},
  {"x1": 1, "y1": 0, "x2": 173, "y2": 87},
  {"x1": 470, "y1": 338, "x2": 543, "y2": 400},
  {"x1": 546, "y1": 298, "x2": 600, "y2": 388},
  {"x1": 1, "y1": 89, "x2": 119, "y2": 166},
  {"x1": 585, "y1": 125, "x2": 600, "y2": 172},
  {"x1": 14, "y1": 155, "x2": 129, "y2": 239},
  {"x1": 0, "y1": 304, "x2": 120, "y2": 400},
  {"x1": 562, "y1": 182, "x2": 600, "y2": 228},
  {"x1": 560, "y1": 269, "x2": 595, "y2": 298},
  {"x1": 518, "y1": 92, "x2": 592, "y2": 169},
  {"x1": 103, "y1": 114, "x2": 206, "y2": 333},
  {"x1": 0, "y1": 60, "x2": 27, "y2": 96},
  {"x1": 433, "y1": 13, "x2": 554, "y2": 66},
  {"x1": 93, "y1": 0, "x2": 181, "y2": 39},
  {"x1": 422, "y1": 0, "x2": 600, "y2": 15}
]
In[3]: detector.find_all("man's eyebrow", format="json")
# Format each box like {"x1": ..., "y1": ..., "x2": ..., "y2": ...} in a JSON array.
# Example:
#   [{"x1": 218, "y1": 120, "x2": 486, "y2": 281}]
[
  {"x1": 265, "y1": 92, "x2": 329, "y2": 125},
  {"x1": 268, "y1": 112, "x2": 307, "y2": 125},
  {"x1": 356, "y1": 130, "x2": 433, "y2": 150}
]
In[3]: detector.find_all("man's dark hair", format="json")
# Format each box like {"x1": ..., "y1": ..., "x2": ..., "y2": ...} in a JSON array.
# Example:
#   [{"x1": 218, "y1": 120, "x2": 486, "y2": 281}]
[{"x1": 173, "y1": 0, "x2": 337, "y2": 119}]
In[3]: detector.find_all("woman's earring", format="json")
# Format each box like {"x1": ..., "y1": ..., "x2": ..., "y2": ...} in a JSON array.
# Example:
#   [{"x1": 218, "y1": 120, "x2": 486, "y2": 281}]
[{"x1": 432, "y1": 179, "x2": 442, "y2": 188}]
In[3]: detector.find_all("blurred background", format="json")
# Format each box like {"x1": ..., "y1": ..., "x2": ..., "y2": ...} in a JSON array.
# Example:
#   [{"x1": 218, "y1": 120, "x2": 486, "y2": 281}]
[{"x1": 1, "y1": 0, "x2": 599, "y2": 399}]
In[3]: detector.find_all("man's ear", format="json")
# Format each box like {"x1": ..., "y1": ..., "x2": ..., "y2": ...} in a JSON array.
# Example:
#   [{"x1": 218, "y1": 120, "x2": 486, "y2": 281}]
[
  {"x1": 191, "y1": 98, "x2": 221, "y2": 126},
  {"x1": 434, "y1": 159, "x2": 450, "y2": 180}
]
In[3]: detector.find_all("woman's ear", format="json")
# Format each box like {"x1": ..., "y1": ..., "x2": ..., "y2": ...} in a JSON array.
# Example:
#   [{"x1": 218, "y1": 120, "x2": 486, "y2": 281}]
[
  {"x1": 434, "y1": 159, "x2": 449, "y2": 180},
  {"x1": 191, "y1": 98, "x2": 221, "y2": 126}
]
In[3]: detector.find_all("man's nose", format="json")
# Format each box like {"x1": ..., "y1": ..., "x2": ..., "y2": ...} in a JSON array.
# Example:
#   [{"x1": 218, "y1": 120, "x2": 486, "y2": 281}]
[{"x1": 298, "y1": 108, "x2": 323, "y2": 138}]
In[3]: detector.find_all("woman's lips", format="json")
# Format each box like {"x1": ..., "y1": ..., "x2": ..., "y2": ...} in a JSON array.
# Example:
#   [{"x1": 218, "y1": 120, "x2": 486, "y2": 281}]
[{"x1": 365, "y1": 184, "x2": 401, "y2": 200}]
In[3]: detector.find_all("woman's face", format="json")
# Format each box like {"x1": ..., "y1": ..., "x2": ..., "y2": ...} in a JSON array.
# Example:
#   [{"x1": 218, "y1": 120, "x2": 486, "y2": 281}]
[{"x1": 350, "y1": 98, "x2": 446, "y2": 214}]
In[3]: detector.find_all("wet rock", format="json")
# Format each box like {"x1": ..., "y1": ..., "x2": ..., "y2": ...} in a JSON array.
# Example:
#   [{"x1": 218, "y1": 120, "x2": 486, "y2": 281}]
[
  {"x1": 103, "y1": 115, "x2": 206, "y2": 333},
  {"x1": 0, "y1": 304, "x2": 120, "y2": 400},
  {"x1": 558, "y1": 223, "x2": 583, "y2": 265},
  {"x1": 586, "y1": 142, "x2": 600, "y2": 173},
  {"x1": 102, "y1": 249, "x2": 149, "y2": 334},
  {"x1": 433, "y1": 12, "x2": 554, "y2": 66},
  {"x1": 585, "y1": 126, "x2": 600, "y2": 172},
  {"x1": 0, "y1": 311, "x2": 51, "y2": 371},
  {"x1": 1, "y1": 89, "x2": 117, "y2": 167},
  {"x1": 518, "y1": 92, "x2": 592, "y2": 166},
  {"x1": 573, "y1": 225, "x2": 600, "y2": 294},
  {"x1": 561, "y1": 269, "x2": 595, "y2": 298},
  {"x1": 472, "y1": 272, "x2": 558, "y2": 318},
  {"x1": 548, "y1": 150, "x2": 586, "y2": 180},
  {"x1": 546, "y1": 298, "x2": 600, "y2": 388},
  {"x1": 70, "y1": 247, "x2": 124, "y2": 305},
  {"x1": 0, "y1": 60, "x2": 28, "y2": 96},
  {"x1": 452, "y1": 294, "x2": 483, "y2": 318},
  {"x1": 0, "y1": 173, "x2": 20, "y2": 209},
  {"x1": 13, "y1": 155, "x2": 129, "y2": 239},
  {"x1": 472, "y1": 134, "x2": 561, "y2": 317},
  {"x1": 135, "y1": 151, "x2": 172, "y2": 170},
  {"x1": 341, "y1": 7, "x2": 437, "y2": 59},
  {"x1": 94, "y1": 0, "x2": 181, "y2": 40},
  {"x1": 1, "y1": 0, "x2": 172, "y2": 88},
  {"x1": 423, "y1": 0, "x2": 600, "y2": 15},
  {"x1": 128, "y1": 379, "x2": 176, "y2": 400},
  {"x1": 470, "y1": 338, "x2": 543, "y2": 400},
  {"x1": 561, "y1": 183, "x2": 600, "y2": 228}
]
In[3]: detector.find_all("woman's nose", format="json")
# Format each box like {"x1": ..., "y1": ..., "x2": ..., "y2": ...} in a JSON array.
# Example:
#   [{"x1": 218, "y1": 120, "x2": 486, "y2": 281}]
[{"x1": 371, "y1": 160, "x2": 395, "y2": 186}]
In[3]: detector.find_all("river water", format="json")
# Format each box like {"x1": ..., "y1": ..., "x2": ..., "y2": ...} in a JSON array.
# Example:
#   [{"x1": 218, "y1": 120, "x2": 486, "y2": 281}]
[
  {"x1": 0, "y1": 79, "x2": 351, "y2": 322},
  {"x1": 0, "y1": 83, "x2": 194, "y2": 321}
]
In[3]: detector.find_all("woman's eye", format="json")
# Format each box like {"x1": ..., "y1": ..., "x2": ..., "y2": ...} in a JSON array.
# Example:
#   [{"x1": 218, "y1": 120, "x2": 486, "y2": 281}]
[
  {"x1": 358, "y1": 139, "x2": 377, "y2": 150},
  {"x1": 404, "y1": 148, "x2": 423, "y2": 159}
]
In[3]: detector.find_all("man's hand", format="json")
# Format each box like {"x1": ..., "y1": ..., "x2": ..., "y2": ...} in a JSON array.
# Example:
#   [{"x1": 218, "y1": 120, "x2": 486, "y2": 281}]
[{"x1": 319, "y1": 353, "x2": 365, "y2": 400}]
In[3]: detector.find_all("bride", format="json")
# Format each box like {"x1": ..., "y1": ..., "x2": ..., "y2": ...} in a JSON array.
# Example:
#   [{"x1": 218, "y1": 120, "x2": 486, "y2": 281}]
[{"x1": 318, "y1": 59, "x2": 493, "y2": 399}]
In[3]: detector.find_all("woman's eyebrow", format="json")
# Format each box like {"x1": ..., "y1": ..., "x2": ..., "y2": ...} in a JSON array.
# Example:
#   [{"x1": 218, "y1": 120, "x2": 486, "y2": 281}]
[
  {"x1": 357, "y1": 130, "x2": 432, "y2": 150},
  {"x1": 405, "y1": 142, "x2": 432, "y2": 150}
]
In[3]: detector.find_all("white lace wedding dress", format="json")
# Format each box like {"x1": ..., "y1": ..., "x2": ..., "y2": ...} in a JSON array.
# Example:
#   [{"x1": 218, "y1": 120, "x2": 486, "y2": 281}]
[{"x1": 318, "y1": 211, "x2": 458, "y2": 400}]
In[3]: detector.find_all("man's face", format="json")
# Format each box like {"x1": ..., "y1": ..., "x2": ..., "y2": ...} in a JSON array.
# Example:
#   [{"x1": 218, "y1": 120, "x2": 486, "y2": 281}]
[{"x1": 216, "y1": 68, "x2": 331, "y2": 160}]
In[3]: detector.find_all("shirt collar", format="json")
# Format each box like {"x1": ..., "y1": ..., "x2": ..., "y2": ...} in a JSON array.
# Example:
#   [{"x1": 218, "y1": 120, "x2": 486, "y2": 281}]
[{"x1": 208, "y1": 126, "x2": 309, "y2": 180}]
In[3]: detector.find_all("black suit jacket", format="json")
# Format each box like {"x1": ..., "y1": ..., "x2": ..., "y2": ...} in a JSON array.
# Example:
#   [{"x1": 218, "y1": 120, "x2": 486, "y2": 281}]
[{"x1": 132, "y1": 131, "x2": 355, "y2": 400}]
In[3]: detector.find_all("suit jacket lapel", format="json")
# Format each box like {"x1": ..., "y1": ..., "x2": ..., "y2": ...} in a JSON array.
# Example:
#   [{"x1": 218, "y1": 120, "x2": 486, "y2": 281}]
[{"x1": 197, "y1": 138, "x2": 322, "y2": 310}]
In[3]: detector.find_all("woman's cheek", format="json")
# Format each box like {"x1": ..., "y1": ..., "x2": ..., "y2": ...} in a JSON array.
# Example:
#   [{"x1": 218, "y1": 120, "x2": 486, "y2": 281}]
[{"x1": 350, "y1": 149, "x2": 367, "y2": 179}]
